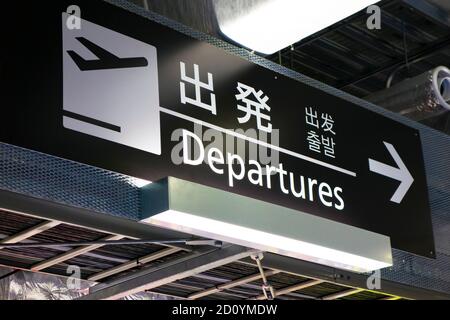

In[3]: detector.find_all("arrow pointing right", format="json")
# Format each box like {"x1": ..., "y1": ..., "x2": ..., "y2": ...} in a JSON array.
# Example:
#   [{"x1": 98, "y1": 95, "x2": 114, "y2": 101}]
[{"x1": 369, "y1": 142, "x2": 414, "y2": 204}]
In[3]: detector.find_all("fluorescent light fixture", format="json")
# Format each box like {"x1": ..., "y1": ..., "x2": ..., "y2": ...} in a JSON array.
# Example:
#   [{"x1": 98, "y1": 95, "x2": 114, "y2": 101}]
[
  {"x1": 213, "y1": 0, "x2": 378, "y2": 54},
  {"x1": 141, "y1": 177, "x2": 392, "y2": 273}
]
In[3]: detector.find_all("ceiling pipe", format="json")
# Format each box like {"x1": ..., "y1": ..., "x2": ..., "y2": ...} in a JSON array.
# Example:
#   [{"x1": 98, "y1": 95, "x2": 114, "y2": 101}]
[{"x1": 365, "y1": 66, "x2": 450, "y2": 121}]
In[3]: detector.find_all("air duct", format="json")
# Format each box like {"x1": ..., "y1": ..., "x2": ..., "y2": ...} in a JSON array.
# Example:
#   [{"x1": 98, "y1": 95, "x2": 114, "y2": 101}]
[{"x1": 365, "y1": 66, "x2": 450, "y2": 121}]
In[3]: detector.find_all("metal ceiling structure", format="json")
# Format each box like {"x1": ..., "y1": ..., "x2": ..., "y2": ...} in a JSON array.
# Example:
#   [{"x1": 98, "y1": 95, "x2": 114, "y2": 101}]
[
  {"x1": 1, "y1": 0, "x2": 450, "y2": 300},
  {"x1": 0, "y1": 190, "x2": 413, "y2": 300}
]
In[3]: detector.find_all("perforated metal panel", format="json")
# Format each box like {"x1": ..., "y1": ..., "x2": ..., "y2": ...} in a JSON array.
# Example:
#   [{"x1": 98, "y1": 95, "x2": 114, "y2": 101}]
[
  {"x1": 0, "y1": 0, "x2": 449, "y2": 297},
  {"x1": 0, "y1": 143, "x2": 140, "y2": 220}
]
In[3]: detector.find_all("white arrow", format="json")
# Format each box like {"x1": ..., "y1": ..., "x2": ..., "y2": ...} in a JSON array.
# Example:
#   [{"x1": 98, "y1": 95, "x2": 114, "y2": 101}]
[{"x1": 369, "y1": 142, "x2": 414, "y2": 204}]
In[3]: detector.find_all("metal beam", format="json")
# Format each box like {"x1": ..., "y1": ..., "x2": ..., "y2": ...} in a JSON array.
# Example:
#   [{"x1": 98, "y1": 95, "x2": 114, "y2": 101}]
[
  {"x1": 2, "y1": 191, "x2": 448, "y2": 300},
  {"x1": 0, "y1": 220, "x2": 60, "y2": 248},
  {"x1": 257, "y1": 253, "x2": 450, "y2": 300},
  {"x1": 88, "y1": 247, "x2": 181, "y2": 282},
  {"x1": 191, "y1": 272, "x2": 318, "y2": 300},
  {"x1": 0, "y1": 239, "x2": 207, "y2": 249},
  {"x1": 287, "y1": 0, "x2": 398, "y2": 52},
  {"x1": 0, "y1": 189, "x2": 194, "y2": 251},
  {"x1": 322, "y1": 288, "x2": 365, "y2": 300},
  {"x1": 289, "y1": 50, "x2": 354, "y2": 80},
  {"x1": 316, "y1": 37, "x2": 380, "y2": 68},
  {"x1": 30, "y1": 235, "x2": 124, "y2": 271},
  {"x1": 79, "y1": 245, "x2": 256, "y2": 300},
  {"x1": 253, "y1": 279, "x2": 323, "y2": 300},
  {"x1": 339, "y1": 36, "x2": 450, "y2": 88},
  {"x1": 381, "y1": 10, "x2": 436, "y2": 42},
  {"x1": 189, "y1": 270, "x2": 280, "y2": 300},
  {"x1": 142, "y1": 0, "x2": 149, "y2": 11},
  {"x1": 336, "y1": 25, "x2": 404, "y2": 58},
  {"x1": 402, "y1": 0, "x2": 450, "y2": 29}
]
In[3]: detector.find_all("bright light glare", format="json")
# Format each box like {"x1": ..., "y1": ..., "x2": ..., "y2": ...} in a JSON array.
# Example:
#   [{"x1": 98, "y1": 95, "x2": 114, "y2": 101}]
[
  {"x1": 216, "y1": 0, "x2": 377, "y2": 54},
  {"x1": 129, "y1": 177, "x2": 152, "y2": 188},
  {"x1": 148, "y1": 210, "x2": 391, "y2": 272}
]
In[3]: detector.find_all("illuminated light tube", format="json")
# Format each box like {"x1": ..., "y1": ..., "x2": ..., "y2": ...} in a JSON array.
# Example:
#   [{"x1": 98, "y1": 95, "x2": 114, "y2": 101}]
[
  {"x1": 141, "y1": 177, "x2": 392, "y2": 273},
  {"x1": 213, "y1": 0, "x2": 378, "y2": 55}
]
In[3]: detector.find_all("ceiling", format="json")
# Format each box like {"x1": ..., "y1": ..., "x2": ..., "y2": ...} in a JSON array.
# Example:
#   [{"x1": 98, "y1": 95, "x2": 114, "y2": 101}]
[{"x1": 131, "y1": 0, "x2": 450, "y2": 135}]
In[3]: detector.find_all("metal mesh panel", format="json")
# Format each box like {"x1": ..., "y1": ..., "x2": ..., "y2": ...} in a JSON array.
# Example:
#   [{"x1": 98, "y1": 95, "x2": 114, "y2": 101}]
[
  {"x1": 0, "y1": 143, "x2": 140, "y2": 220},
  {"x1": 0, "y1": 0, "x2": 449, "y2": 296},
  {"x1": 383, "y1": 251, "x2": 450, "y2": 294},
  {"x1": 380, "y1": 128, "x2": 450, "y2": 294}
]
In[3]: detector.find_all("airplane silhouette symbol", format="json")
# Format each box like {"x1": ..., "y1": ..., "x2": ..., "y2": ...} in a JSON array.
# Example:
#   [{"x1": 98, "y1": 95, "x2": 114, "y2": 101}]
[{"x1": 67, "y1": 37, "x2": 148, "y2": 71}]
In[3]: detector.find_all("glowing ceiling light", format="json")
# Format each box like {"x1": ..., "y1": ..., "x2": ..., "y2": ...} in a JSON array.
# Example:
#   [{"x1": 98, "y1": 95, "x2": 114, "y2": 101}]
[
  {"x1": 214, "y1": 0, "x2": 378, "y2": 55},
  {"x1": 141, "y1": 177, "x2": 392, "y2": 273}
]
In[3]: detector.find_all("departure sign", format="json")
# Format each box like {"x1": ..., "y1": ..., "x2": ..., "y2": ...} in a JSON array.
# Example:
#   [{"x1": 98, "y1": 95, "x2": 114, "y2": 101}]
[{"x1": 0, "y1": 0, "x2": 435, "y2": 258}]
